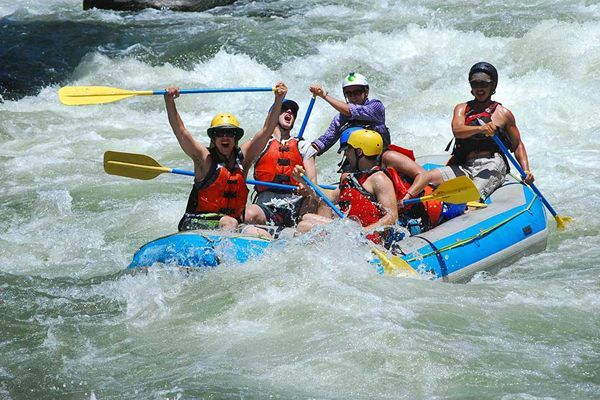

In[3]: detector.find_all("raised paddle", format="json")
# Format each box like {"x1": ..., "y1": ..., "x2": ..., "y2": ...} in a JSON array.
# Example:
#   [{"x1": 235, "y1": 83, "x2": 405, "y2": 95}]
[
  {"x1": 298, "y1": 173, "x2": 418, "y2": 277},
  {"x1": 489, "y1": 133, "x2": 572, "y2": 230},
  {"x1": 103, "y1": 151, "x2": 337, "y2": 191},
  {"x1": 296, "y1": 96, "x2": 316, "y2": 140},
  {"x1": 59, "y1": 85, "x2": 274, "y2": 106}
]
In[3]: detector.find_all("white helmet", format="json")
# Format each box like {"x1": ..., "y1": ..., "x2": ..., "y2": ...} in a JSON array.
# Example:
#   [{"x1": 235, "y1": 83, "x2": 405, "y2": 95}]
[{"x1": 342, "y1": 72, "x2": 369, "y2": 89}]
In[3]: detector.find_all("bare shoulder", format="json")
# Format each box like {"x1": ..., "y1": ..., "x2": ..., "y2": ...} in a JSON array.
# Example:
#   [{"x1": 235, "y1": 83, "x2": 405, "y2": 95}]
[
  {"x1": 455, "y1": 101, "x2": 468, "y2": 110},
  {"x1": 495, "y1": 103, "x2": 516, "y2": 124},
  {"x1": 453, "y1": 102, "x2": 468, "y2": 116},
  {"x1": 370, "y1": 170, "x2": 394, "y2": 187}
]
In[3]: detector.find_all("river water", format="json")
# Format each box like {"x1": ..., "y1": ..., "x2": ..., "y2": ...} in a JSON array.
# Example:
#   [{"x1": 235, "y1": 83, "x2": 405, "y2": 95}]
[{"x1": 1, "y1": 1, "x2": 599, "y2": 399}]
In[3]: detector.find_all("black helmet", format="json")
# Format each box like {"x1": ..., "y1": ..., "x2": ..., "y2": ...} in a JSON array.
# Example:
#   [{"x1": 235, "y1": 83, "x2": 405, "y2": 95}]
[{"x1": 469, "y1": 62, "x2": 498, "y2": 84}]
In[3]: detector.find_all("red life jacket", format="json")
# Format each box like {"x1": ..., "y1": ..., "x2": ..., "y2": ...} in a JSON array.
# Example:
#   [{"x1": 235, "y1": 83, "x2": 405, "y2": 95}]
[
  {"x1": 185, "y1": 148, "x2": 249, "y2": 220},
  {"x1": 464, "y1": 100, "x2": 500, "y2": 126},
  {"x1": 386, "y1": 143, "x2": 416, "y2": 161},
  {"x1": 253, "y1": 137, "x2": 304, "y2": 192},
  {"x1": 385, "y1": 167, "x2": 443, "y2": 228},
  {"x1": 338, "y1": 168, "x2": 385, "y2": 227}
]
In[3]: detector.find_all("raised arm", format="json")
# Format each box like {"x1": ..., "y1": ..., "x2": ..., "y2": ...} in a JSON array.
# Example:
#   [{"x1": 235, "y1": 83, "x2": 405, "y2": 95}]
[
  {"x1": 164, "y1": 87, "x2": 209, "y2": 164},
  {"x1": 241, "y1": 82, "x2": 287, "y2": 168},
  {"x1": 310, "y1": 84, "x2": 351, "y2": 116}
]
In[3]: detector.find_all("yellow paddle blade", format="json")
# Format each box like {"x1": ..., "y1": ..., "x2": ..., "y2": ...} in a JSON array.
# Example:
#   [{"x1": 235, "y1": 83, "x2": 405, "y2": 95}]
[
  {"x1": 59, "y1": 86, "x2": 153, "y2": 105},
  {"x1": 103, "y1": 151, "x2": 170, "y2": 180},
  {"x1": 427, "y1": 176, "x2": 480, "y2": 204},
  {"x1": 555, "y1": 215, "x2": 573, "y2": 230},
  {"x1": 371, "y1": 247, "x2": 418, "y2": 277},
  {"x1": 467, "y1": 201, "x2": 488, "y2": 209}
]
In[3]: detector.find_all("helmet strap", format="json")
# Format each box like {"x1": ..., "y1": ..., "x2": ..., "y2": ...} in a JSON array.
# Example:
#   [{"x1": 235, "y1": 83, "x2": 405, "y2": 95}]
[{"x1": 353, "y1": 148, "x2": 362, "y2": 172}]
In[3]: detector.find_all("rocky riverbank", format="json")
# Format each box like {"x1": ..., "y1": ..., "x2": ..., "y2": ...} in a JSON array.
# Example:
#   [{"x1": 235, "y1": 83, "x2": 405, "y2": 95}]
[{"x1": 83, "y1": 0, "x2": 236, "y2": 12}]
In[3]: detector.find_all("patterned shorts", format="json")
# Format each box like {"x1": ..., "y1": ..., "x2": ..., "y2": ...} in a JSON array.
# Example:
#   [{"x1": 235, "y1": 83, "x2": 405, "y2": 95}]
[
  {"x1": 437, "y1": 153, "x2": 507, "y2": 200},
  {"x1": 254, "y1": 191, "x2": 305, "y2": 227}
]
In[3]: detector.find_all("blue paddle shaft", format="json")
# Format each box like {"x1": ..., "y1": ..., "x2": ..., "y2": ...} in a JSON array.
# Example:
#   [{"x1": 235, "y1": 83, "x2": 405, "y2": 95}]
[
  {"x1": 301, "y1": 175, "x2": 345, "y2": 218},
  {"x1": 153, "y1": 87, "x2": 273, "y2": 95},
  {"x1": 403, "y1": 197, "x2": 422, "y2": 206},
  {"x1": 490, "y1": 133, "x2": 560, "y2": 218},
  {"x1": 171, "y1": 168, "x2": 194, "y2": 177},
  {"x1": 296, "y1": 96, "x2": 316, "y2": 140},
  {"x1": 168, "y1": 167, "x2": 335, "y2": 191}
]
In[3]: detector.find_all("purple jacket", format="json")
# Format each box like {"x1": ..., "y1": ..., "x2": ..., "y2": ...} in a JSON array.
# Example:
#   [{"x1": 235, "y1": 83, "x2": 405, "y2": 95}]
[{"x1": 312, "y1": 98, "x2": 388, "y2": 154}]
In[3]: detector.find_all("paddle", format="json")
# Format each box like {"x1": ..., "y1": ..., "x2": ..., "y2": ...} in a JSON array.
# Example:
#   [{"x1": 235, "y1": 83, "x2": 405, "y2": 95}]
[
  {"x1": 103, "y1": 151, "x2": 337, "y2": 191},
  {"x1": 403, "y1": 175, "x2": 480, "y2": 206},
  {"x1": 296, "y1": 96, "x2": 316, "y2": 140},
  {"x1": 298, "y1": 173, "x2": 418, "y2": 276},
  {"x1": 59, "y1": 85, "x2": 274, "y2": 106},
  {"x1": 489, "y1": 134, "x2": 572, "y2": 230}
]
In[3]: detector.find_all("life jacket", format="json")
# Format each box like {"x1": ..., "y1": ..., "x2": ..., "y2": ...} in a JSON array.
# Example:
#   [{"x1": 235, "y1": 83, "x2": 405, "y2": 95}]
[
  {"x1": 412, "y1": 185, "x2": 443, "y2": 229},
  {"x1": 253, "y1": 137, "x2": 304, "y2": 192},
  {"x1": 183, "y1": 148, "x2": 248, "y2": 220},
  {"x1": 384, "y1": 167, "x2": 443, "y2": 229},
  {"x1": 446, "y1": 100, "x2": 515, "y2": 167},
  {"x1": 386, "y1": 143, "x2": 415, "y2": 161},
  {"x1": 338, "y1": 169, "x2": 384, "y2": 227},
  {"x1": 337, "y1": 167, "x2": 387, "y2": 244}
]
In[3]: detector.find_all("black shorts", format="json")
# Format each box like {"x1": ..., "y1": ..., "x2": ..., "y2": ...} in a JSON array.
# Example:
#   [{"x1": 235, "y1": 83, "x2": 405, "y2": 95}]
[{"x1": 253, "y1": 191, "x2": 304, "y2": 227}]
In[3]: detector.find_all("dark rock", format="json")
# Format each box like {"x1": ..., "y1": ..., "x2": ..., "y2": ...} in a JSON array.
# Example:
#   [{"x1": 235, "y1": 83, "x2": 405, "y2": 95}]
[{"x1": 83, "y1": 0, "x2": 236, "y2": 12}]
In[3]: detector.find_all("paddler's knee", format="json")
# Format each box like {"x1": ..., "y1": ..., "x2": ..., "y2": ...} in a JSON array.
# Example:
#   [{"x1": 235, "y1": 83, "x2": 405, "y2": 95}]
[{"x1": 219, "y1": 215, "x2": 239, "y2": 231}]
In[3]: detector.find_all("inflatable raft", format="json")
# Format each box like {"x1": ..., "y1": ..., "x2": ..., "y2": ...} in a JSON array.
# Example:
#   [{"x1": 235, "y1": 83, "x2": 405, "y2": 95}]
[{"x1": 128, "y1": 155, "x2": 548, "y2": 282}]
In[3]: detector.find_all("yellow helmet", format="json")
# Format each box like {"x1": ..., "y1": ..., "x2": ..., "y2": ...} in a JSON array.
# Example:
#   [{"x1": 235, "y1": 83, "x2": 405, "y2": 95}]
[
  {"x1": 346, "y1": 129, "x2": 383, "y2": 157},
  {"x1": 207, "y1": 113, "x2": 244, "y2": 140}
]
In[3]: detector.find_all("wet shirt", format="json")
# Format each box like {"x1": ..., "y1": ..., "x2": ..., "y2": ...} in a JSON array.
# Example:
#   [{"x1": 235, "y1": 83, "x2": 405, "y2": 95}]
[{"x1": 312, "y1": 98, "x2": 386, "y2": 154}]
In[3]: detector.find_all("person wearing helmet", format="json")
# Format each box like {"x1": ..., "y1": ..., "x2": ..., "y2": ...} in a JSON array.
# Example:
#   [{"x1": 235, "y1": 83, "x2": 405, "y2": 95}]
[
  {"x1": 430, "y1": 62, "x2": 534, "y2": 200},
  {"x1": 163, "y1": 82, "x2": 288, "y2": 232},
  {"x1": 307, "y1": 72, "x2": 431, "y2": 207},
  {"x1": 243, "y1": 98, "x2": 318, "y2": 230},
  {"x1": 306, "y1": 72, "x2": 390, "y2": 158},
  {"x1": 294, "y1": 129, "x2": 399, "y2": 244}
]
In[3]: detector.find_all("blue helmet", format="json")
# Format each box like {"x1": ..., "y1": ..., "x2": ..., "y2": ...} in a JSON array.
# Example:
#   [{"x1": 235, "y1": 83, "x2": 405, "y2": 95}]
[{"x1": 338, "y1": 126, "x2": 363, "y2": 153}]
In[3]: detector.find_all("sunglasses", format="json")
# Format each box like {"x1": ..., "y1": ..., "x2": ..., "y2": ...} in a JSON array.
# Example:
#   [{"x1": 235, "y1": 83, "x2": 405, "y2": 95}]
[
  {"x1": 212, "y1": 130, "x2": 237, "y2": 138},
  {"x1": 470, "y1": 80, "x2": 492, "y2": 89},
  {"x1": 344, "y1": 88, "x2": 365, "y2": 97}
]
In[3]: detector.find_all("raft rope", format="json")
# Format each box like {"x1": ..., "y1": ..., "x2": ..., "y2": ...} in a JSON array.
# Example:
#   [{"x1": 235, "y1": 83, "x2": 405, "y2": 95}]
[{"x1": 405, "y1": 188, "x2": 539, "y2": 265}]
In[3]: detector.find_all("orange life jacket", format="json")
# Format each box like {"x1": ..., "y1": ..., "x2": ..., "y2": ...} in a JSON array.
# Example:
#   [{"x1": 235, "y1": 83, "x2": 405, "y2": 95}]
[
  {"x1": 184, "y1": 148, "x2": 248, "y2": 220},
  {"x1": 253, "y1": 137, "x2": 304, "y2": 192}
]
